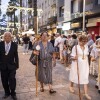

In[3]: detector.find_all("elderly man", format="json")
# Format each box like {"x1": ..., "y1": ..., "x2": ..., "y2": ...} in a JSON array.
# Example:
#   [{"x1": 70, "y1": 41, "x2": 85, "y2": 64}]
[{"x1": 0, "y1": 32, "x2": 19, "y2": 100}]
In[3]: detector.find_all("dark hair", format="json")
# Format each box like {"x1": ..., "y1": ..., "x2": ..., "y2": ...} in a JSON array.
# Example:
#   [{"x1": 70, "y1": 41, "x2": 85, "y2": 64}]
[
  {"x1": 25, "y1": 34, "x2": 27, "y2": 36},
  {"x1": 40, "y1": 32, "x2": 49, "y2": 37},
  {"x1": 96, "y1": 36, "x2": 100, "y2": 40},
  {"x1": 72, "y1": 34, "x2": 77, "y2": 39},
  {"x1": 51, "y1": 35, "x2": 55, "y2": 40}
]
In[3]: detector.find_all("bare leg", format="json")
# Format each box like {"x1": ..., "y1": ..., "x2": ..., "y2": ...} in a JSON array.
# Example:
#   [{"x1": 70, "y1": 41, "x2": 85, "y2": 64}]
[
  {"x1": 40, "y1": 82, "x2": 44, "y2": 92},
  {"x1": 48, "y1": 84, "x2": 52, "y2": 90},
  {"x1": 63, "y1": 54, "x2": 67, "y2": 67},
  {"x1": 69, "y1": 82, "x2": 74, "y2": 93},
  {"x1": 70, "y1": 82, "x2": 74, "y2": 87},
  {"x1": 84, "y1": 84, "x2": 91, "y2": 100},
  {"x1": 84, "y1": 84, "x2": 88, "y2": 94}
]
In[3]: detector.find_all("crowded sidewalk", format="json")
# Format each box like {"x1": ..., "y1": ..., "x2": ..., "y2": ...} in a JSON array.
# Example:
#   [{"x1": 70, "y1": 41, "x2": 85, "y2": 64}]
[{"x1": 0, "y1": 45, "x2": 100, "y2": 100}]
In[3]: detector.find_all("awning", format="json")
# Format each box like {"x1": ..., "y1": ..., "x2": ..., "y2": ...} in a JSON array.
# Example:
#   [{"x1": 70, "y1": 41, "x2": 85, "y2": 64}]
[{"x1": 87, "y1": 22, "x2": 100, "y2": 27}]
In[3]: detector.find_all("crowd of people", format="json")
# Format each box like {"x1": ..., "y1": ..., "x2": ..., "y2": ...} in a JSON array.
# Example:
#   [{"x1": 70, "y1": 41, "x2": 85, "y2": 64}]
[{"x1": 0, "y1": 31, "x2": 100, "y2": 100}]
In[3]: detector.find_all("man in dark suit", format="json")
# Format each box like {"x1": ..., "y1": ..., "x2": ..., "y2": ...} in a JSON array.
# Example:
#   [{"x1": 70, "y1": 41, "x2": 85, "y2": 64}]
[{"x1": 0, "y1": 32, "x2": 19, "y2": 100}]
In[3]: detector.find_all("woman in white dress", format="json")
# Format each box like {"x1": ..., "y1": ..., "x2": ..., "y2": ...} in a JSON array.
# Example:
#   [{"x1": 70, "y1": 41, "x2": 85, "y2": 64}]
[
  {"x1": 90, "y1": 38, "x2": 100, "y2": 94},
  {"x1": 69, "y1": 35, "x2": 91, "y2": 100}
]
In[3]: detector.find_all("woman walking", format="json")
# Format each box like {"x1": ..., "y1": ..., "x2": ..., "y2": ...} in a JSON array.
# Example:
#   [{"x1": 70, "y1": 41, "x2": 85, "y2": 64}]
[
  {"x1": 33, "y1": 32, "x2": 56, "y2": 94},
  {"x1": 69, "y1": 35, "x2": 91, "y2": 100},
  {"x1": 90, "y1": 38, "x2": 100, "y2": 93}
]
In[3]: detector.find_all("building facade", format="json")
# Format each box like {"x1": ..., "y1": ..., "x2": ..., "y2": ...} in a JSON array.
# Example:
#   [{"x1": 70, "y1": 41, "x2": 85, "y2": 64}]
[
  {"x1": 37, "y1": 0, "x2": 57, "y2": 34},
  {"x1": 63, "y1": 0, "x2": 71, "y2": 35},
  {"x1": 28, "y1": 0, "x2": 33, "y2": 29},
  {"x1": 56, "y1": 0, "x2": 64, "y2": 33},
  {"x1": 86, "y1": 0, "x2": 100, "y2": 40},
  {"x1": 63, "y1": 0, "x2": 100, "y2": 38},
  {"x1": 0, "y1": 0, "x2": 1, "y2": 16},
  {"x1": 21, "y1": 0, "x2": 29, "y2": 31}
]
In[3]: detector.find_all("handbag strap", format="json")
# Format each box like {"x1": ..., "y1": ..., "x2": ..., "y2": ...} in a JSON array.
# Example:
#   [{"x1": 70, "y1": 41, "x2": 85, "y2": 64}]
[{"x1": 75, "y1": 45, "x2": 78, "y2": 56}]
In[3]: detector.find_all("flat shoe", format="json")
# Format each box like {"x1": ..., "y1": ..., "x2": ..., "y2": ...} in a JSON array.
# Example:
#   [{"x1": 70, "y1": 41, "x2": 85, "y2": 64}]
[
  {"x1": 84, "y1": 94, "x2": 91, "y2": 100},
  {"x1": 98, "y1": 90, "x2": 100, "y2": 94},
  {"x1": 69, "y1": 87, "x2": 75, "y2": 93},
  {"x1": 49, "y1": 89, "x2": 56, "y2": 94},
  {"x1": 11, "y1": 95, "x2": 17, "y2": 100},
  {"x1": 2, "y1": 95, "x2": 10, "y2": 99},
  {"x1": 40, "y1": 88, "x2": 44, "y2": 92},
  {"x1": 95, "y1": 85, "x2": 98, "y2": 89}
]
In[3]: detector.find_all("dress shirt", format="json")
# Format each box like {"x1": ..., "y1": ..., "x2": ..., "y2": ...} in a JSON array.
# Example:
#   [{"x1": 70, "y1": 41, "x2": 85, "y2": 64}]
[{"x1": 5, "y1": 41, "x2": 11, "y2": 55}]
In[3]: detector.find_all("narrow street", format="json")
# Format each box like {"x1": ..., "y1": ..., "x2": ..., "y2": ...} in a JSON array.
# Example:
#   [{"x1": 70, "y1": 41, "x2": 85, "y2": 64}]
[{"x1": 0, "y1": 46, "x2": 100, "y2": 100}]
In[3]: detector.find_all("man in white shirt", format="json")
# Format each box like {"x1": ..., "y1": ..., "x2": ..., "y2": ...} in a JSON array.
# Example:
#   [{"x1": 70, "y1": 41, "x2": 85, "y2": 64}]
[{"x1": 54, "y1": 33, "x2": 65, "y2": 63}]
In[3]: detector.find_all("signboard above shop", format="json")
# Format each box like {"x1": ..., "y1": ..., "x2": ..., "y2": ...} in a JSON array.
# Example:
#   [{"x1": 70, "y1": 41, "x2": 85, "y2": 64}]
[
  {"x1": 62, "y1": 22, "x2": 70, "y2": 31},
  {"x1": 71, "y1": 22, "x2": 81, "y2": 28}
]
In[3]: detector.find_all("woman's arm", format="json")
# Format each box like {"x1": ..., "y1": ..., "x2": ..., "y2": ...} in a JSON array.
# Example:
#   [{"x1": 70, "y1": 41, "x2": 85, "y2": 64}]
[{"x1": 52, "y1": 52, "x2": 56, "y2": 62}]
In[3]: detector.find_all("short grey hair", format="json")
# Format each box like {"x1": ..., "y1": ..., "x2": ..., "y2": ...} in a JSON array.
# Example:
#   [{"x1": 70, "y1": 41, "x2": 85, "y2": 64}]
[{"x1": 4, "y1": 32, "x2": 12, "y2": 37}]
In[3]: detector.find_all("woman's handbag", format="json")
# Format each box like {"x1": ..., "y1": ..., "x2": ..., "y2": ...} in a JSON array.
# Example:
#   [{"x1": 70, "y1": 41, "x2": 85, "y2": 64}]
[{"x1": 29, "y1": 53, "x2": 37, "y2": 65}]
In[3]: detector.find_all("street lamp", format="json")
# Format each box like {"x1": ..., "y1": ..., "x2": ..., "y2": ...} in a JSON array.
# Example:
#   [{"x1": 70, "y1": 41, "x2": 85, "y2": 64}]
[{"x1": 83, "y1": 0, "x2": 86, "y2": 32}]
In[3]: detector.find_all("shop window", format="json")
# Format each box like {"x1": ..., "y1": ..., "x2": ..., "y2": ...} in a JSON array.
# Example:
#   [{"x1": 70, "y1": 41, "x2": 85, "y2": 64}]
[
  {"x1": 71, "y1": 1, "x2": 74, "y2": 13},
  {"x1": 71, "y1": 0, "x2": 79, "y2": 13},
  {"x1": 80, "y1": 0, "x2": 83, "y2": 12}
]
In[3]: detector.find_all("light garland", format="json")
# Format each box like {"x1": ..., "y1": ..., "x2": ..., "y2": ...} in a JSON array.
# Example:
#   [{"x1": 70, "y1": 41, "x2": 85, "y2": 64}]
[{"x1": 1, "y1": 5, "x2": 43, "y2": 13}]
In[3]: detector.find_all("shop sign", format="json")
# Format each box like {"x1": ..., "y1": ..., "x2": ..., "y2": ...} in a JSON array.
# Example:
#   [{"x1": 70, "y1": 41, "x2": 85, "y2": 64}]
[{"x1": 71, "y1": 23, "x2": 80, "y2": 28}]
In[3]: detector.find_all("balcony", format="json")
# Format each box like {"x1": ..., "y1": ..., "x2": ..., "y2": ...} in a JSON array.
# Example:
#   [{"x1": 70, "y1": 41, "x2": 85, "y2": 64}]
[
  {"x1": 71, "y1": 12, "x2": 82, "y2": 19},
  {"x1": 47, "y1": 16, "x2": 57, "y2": 25},
  {"x1": 51, "y1": 4, "x2": 56, "y2": 8}
]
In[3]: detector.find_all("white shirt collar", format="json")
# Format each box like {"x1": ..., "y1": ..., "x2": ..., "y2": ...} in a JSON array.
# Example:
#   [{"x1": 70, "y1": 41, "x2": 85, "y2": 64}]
[{"x1": 5, "y1": 41, "x2": 11, "y2": 45}]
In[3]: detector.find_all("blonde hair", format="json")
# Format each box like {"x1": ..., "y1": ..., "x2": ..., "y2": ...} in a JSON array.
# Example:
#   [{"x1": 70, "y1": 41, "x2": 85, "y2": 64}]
[{"x1": 78, "y1": 35, "x2": 88, "y2": 42}]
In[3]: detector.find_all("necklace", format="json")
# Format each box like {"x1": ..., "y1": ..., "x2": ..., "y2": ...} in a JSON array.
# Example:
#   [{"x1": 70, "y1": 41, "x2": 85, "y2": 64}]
[
  {"x1": 82, "y1": 49, "x2": 84, "y2": 60},
  {"x1": 80, "y1": 46, "x2": 85, "y2": 60}
]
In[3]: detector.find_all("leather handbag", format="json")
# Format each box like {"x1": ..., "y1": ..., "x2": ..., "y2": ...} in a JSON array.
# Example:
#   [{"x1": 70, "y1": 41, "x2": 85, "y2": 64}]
[{"x1": 29, "y1": 53, "x2": 37, "y2": 65}]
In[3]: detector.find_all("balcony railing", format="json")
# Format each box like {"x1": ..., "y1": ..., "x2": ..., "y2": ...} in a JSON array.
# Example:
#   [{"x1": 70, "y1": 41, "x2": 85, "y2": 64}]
[
  {"x1": 51, "y1": 4, "x2": 56, "y2": 8},
  {"x1": 71, "y1": 11, "x2": 94, "y2": 19},
  {"x1": 47, "y1": 16, "x2": 57, "y2": 25}
]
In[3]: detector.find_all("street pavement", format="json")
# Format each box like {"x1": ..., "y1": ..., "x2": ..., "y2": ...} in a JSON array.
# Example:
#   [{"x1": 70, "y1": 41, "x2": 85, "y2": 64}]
[{"x1": 0, "y1": 45, "x2": 100, "y2": 100}]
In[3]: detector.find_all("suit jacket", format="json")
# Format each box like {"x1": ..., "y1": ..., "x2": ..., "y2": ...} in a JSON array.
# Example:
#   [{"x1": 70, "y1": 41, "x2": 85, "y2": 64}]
[{"x1": 0, "y1": 41, "x2": 19, "y2": 70}]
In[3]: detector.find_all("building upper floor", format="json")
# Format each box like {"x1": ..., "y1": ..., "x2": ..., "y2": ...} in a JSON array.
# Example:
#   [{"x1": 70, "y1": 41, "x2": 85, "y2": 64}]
[{"x1": 70, "y1": 0, "x2": 100, "y2": 20}]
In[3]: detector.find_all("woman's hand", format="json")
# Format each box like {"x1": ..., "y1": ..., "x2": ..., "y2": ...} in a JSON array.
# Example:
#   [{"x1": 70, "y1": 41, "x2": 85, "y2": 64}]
[
  {"x1": 72, "y1": 56, "x2": 78, "y2": 61},
  {"x1": 91, "y1": 58, "x2": 96, "y2": 62},
  {"x1": 33, "y1": 50, "x2": 39, "y2": 55}
]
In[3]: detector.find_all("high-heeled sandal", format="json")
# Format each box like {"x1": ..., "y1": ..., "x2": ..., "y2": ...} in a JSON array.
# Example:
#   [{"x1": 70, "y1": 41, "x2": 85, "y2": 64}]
[{"x1": 49, "y1": 89, "x2": 56, "y2": 94}]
